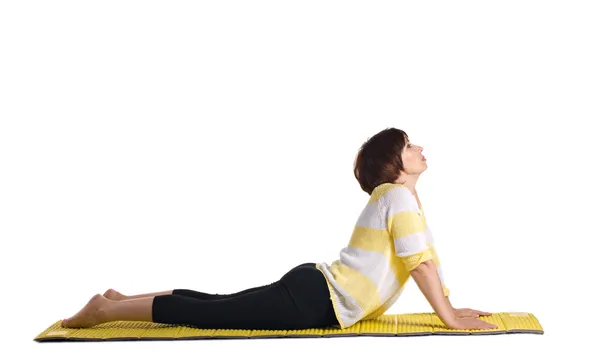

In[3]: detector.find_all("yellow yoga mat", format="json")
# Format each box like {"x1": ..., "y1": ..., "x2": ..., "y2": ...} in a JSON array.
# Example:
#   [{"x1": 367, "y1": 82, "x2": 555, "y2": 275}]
[{"x1": 34, "y1": 312, "x2": 543, "y2": 341}]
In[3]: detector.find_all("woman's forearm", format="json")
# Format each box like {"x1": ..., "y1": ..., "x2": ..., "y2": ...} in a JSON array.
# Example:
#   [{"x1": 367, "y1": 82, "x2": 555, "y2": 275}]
[{"x1": 410, "y1": 259, "x2": 456, "y2": 326}]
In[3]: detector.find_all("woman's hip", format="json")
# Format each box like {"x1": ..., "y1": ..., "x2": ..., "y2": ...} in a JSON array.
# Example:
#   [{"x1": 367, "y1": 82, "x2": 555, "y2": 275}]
[{"x1": 279, "y1": 262, "x2": 338, "y2": 327}]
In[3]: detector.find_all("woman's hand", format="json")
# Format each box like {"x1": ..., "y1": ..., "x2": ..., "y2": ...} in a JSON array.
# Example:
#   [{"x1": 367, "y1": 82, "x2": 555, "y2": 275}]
[
  {"x1": 446, "y1": 316, "x2": 498, "y2": 330},
  {"x1": 453, "y1": 308, "x2": 493, "y2": 318}
]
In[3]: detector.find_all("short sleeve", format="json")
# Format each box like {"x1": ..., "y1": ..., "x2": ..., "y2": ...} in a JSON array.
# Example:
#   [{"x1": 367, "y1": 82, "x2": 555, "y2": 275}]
[{"x1": 383, "y1": 187, "x2": 433, "y2": 272}]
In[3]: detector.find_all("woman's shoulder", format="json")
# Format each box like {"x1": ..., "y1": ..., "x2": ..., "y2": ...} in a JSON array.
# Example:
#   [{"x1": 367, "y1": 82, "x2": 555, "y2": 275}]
[
  {"x1": 372, "y1": 183, "x2": 419, "y2": 214},
  {"x1": 372, "y1": 183, "x2": 413, "y2": 201}
]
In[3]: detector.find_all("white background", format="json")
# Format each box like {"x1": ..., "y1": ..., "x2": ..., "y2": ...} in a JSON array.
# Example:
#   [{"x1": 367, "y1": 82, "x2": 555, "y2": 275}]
[{"x1": 1, "y1": 1, "x2": 599, "y2": 359}]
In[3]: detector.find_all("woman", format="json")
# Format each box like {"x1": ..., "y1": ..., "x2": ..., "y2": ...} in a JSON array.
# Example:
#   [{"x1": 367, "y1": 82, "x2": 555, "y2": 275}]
[{"x1": 61, "y1": 127, "x2": 497, "y2": 331}]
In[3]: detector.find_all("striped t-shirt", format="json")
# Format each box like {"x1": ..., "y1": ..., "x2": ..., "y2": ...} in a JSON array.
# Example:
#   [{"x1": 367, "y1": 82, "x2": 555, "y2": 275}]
[{"x1": 316, "y1": 182, "x2": 450, "y2": 329}]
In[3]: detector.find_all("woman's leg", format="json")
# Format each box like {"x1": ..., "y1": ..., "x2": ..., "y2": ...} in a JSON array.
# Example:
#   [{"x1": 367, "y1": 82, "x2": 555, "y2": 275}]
[
  {"x1": 61, "y1": 294, "x2": 154, "y2": 328},
  {"x1": 171, "y1": 283, "x2": 275, "y2": 300},
  {"x1": 63, "y1": 263, "x2": 336, "y2": 330},
  {"x1": 62, "y1": 282, "x2": 306, "y2": 330},
  {"x1": 103, "y1": 289, "x2": 172, "y2": 301},
  {"x1": 103, "y1": 283, "x2": 276, "y2": 301},
  {"x1": 151, "y1": 283, "x2": 305, "y2": 330},
  {"x1": 149, "y1": 263, "x2": 337, "y2": 330}
]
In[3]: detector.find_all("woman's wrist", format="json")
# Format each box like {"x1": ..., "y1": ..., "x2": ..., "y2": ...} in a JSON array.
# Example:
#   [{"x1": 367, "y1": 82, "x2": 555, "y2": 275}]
[
  {"x1": 445, "y1": 296, "x2": 455, "y2": 311},
  {"x1": 439, "y1": 308, "x2": 458, "y2": 327}
]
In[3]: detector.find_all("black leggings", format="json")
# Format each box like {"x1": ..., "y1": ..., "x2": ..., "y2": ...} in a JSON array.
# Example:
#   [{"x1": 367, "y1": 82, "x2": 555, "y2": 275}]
[{"x1": 151, "y1": 262, "x2": 339, "y2": 330}]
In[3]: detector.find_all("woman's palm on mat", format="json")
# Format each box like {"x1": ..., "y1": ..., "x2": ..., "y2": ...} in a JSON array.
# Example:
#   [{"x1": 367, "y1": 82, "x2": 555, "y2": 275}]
[{"x1": 450, "y1": 317, "x2": 498, "y2": 330}]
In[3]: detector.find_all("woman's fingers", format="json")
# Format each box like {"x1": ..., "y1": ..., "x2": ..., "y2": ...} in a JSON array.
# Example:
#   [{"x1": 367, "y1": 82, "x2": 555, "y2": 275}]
[
  {"x1": 455, "y1": 308, "x2": 494, "y2": 318},
  {"x1": 475, "y1": 310, "x2": 493, "y2": 316}
]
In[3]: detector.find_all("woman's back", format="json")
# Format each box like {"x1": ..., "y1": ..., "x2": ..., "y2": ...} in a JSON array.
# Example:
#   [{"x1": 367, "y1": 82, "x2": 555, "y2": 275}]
[{"x1": 316, "y1": 182, "x2": 449, "y2": 329}]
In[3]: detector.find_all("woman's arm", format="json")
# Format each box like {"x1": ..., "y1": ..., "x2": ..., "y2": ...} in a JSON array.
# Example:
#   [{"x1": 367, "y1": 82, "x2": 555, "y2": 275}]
[
  {"x1": 412, "y1": 260, "x2": 497, "y2": 330},
  {"x1": 383, "y1": 187, "x2": 494, "y2": 328},
  {"x1": 410, "y1": 259, "x2": 456, "y2": 326},
  {"x1": 429, "y1": 245, "x2": 452, "y2": 297}
]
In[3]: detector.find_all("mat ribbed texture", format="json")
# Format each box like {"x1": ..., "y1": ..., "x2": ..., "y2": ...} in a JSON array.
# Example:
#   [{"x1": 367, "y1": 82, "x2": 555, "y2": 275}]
[{"x1": 34, "y1": 312, "x2": 543, "y2": 341}]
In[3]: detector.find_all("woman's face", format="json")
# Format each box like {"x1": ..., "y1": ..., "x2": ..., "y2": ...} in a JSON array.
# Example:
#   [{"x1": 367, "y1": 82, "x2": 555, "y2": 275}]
[{"x1": 401, "y1": 138, "x2": 427, "y2": 175}]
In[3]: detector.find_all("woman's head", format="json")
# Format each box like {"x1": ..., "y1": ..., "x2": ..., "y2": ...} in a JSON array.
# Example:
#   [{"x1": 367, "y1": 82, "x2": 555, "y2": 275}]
[{"x1": 353, "y1": 127, "x2": 427, "y2": 195}]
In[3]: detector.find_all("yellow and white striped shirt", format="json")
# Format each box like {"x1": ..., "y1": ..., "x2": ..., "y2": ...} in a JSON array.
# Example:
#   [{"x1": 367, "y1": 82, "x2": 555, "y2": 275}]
[{"x1": 316, "y1": 182, "x2": 450, "y2": 329}]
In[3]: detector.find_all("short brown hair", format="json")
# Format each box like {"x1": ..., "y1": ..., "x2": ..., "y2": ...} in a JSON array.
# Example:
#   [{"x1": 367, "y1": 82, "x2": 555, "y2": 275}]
[{"x1": 353, "y1": 127, "x2": 410, "y2": 195}]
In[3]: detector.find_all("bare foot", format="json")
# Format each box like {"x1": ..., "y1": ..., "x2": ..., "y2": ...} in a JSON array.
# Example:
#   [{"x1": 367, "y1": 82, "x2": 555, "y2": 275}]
[
  {"x1": 103, "y1": 288, "x2": 127, "y2": 301},
  {"x1": 62, "y1": 294, "x2": 110, "y2": 328}
]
